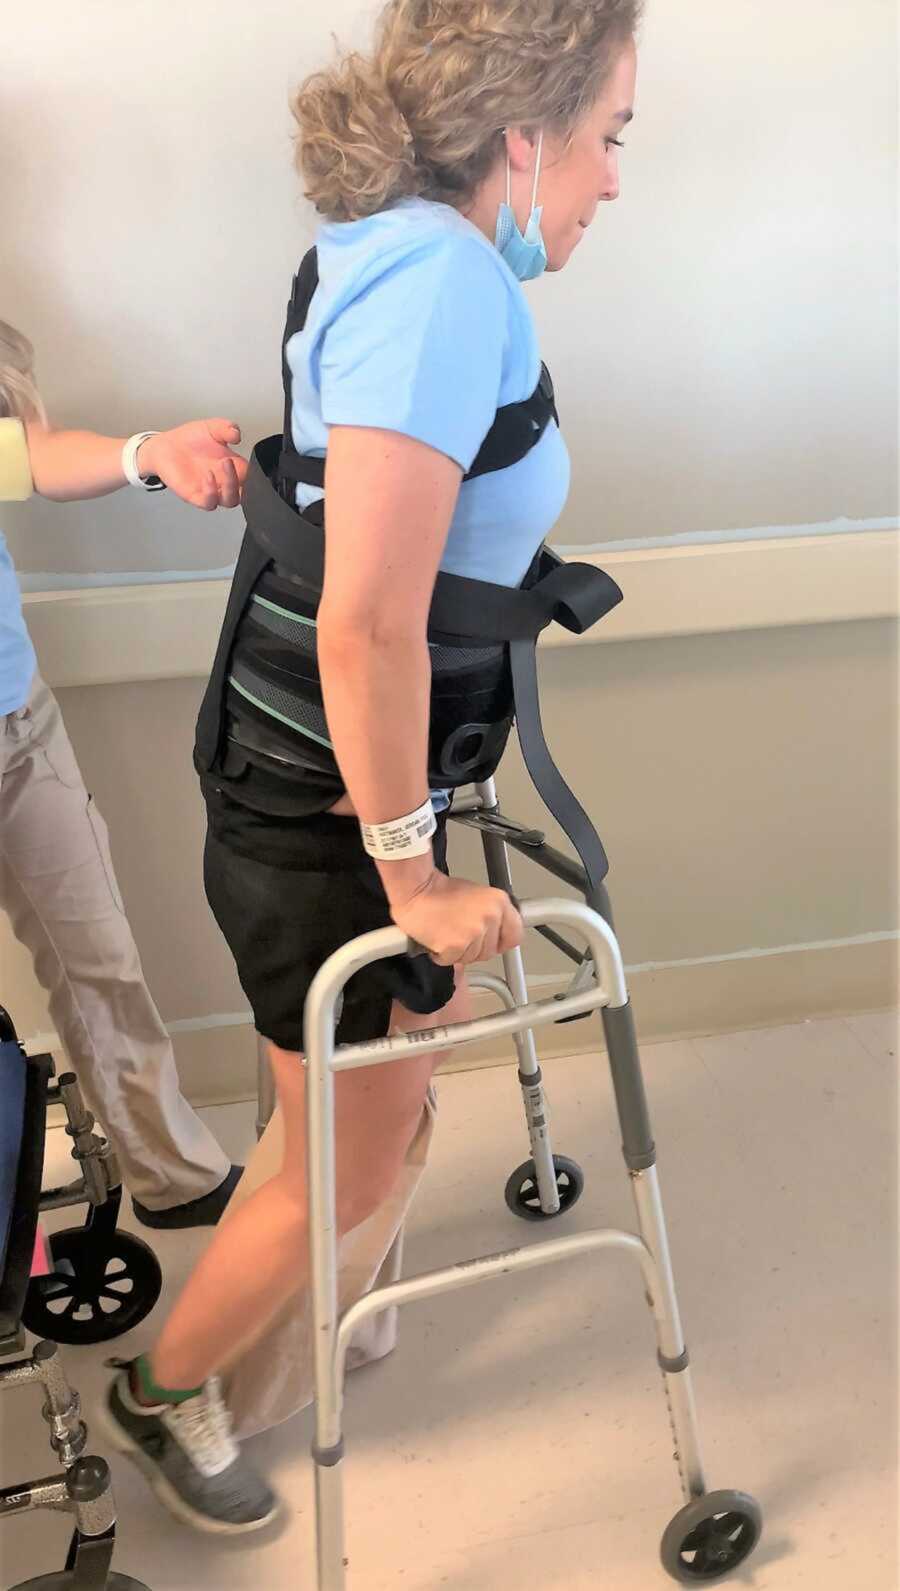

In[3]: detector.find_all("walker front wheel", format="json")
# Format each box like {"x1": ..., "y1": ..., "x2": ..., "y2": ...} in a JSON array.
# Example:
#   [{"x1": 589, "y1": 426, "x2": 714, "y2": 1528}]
[
  {"x1": 504, "y1": 1155, "x2": 584, "y2": 1221},
  {"x1": 660, "y1": 1489, "x2": 762, "y2": 1582}
]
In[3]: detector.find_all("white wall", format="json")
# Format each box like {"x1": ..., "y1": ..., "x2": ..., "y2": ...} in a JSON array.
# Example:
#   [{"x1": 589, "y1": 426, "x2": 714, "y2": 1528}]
[{"x1": 3, "y1": 0, "x2": 896, "y2": 583}]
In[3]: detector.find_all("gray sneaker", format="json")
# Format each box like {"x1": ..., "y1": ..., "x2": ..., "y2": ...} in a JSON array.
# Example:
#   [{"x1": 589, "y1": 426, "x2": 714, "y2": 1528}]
[{"x1": 102, "y1": 1363, "x2": 280, "y2": 1535}]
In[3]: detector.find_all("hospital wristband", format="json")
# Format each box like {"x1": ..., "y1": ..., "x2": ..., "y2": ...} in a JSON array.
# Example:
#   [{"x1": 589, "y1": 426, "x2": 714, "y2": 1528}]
[{"x1": 360, "y1": 801, "x2": 437, "y2": 861}]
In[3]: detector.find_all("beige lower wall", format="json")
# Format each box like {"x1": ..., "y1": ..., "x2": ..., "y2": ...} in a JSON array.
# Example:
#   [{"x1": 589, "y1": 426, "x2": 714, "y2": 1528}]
[
  {"x1": 5, "y1": 616, "x2": 898, "y2": 1102},
  {"x1": 129, "y1": 934, "x2": 898, "y2": 1110}
]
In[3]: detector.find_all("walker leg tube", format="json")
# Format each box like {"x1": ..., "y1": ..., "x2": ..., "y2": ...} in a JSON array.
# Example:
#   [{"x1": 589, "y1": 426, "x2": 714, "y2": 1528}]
[
  {"x1": 587, "y1": 878, "x2": 615, "y2": 931},
  {"x1": 383, "y1": 1223, "x2": 405, "y2": 1284},
  {"x1": 305, "y1": 997, "x2": 347, "y2": 1589},
  {"x1": 256, "y1": 1035, "x2": 276, "y2": 1139},
  {"x1": 601, "y1": 996, "x2": 707, "y2": 1503},
  {"x1": 315, "y1": 1457, "x2": 347, "y2": 1591},
  {"x1": 475, "y1": 782, "x2": 560, "y2": 1215}
]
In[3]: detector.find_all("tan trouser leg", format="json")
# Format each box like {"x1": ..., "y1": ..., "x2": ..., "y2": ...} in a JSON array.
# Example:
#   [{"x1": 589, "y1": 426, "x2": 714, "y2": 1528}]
[
  {"x1": 0, "y1": 676, "x2": 230, "y2": 1208},
  {"x1": 223, "y1": 1085, "x2": 436, "y2": 1439}
]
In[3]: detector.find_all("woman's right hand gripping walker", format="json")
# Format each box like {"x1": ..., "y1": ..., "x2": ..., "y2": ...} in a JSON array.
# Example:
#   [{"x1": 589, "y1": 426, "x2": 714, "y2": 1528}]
[{"x1": 389, "y1": 870, "x2": 524, "y2": 967}]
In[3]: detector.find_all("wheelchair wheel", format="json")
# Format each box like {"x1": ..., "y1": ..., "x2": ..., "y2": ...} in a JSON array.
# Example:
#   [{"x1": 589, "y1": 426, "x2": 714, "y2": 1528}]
[{"x1": 22, "y1": 1227, "x2": 162, "y2": 1345}]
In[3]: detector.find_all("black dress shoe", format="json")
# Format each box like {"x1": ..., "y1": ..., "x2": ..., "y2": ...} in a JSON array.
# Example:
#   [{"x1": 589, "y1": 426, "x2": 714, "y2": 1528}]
[{"x1": 132, "y1": 1165, "x2": 244, "y2": 1230}]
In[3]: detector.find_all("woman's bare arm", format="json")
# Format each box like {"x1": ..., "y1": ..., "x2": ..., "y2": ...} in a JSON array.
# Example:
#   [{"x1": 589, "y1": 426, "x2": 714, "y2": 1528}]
[{"x1": 318, "y1": 425, "x2": 460, "y2": 902}]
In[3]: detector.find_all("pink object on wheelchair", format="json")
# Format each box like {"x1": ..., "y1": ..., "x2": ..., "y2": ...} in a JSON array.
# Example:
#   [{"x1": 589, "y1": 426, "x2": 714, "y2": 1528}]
[{"x1": 30, "y1": 1222, "x2": 50, "y2": 1277}]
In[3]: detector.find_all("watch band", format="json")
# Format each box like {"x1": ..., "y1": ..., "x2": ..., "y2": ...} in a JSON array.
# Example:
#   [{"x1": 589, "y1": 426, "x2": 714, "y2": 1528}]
[
  {"x1": 122, "y1": 431, "x2": 166, "y2": 490},
  {"x1": 0, "y1": 418, "x2": 34, "y2": 502}
]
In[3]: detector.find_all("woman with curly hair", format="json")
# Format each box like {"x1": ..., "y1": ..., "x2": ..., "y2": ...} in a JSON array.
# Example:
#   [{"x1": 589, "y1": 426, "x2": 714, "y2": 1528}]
[{"x1": 103, "y1": 0, "x2": 639, "y2": 1533}]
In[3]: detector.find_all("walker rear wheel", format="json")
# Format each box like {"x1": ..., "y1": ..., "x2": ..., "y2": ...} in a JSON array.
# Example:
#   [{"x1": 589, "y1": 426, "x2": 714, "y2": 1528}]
[
  {"x1": 504, "y1": 1154, "x2": 584, "y2": 1221},
  {"x1": 660, "y1": 1489, "x2": 762, "y2": 1582}
]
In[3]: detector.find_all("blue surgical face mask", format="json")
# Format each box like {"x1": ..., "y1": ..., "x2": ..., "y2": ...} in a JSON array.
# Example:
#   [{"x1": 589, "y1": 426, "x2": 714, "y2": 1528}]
[{"x1": 494, "y1": 130, "x2": 547, "y2": 282}]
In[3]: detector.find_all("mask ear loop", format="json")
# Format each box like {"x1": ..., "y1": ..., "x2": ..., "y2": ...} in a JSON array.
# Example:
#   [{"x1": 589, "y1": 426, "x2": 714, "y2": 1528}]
[
  {"x1": 504, "y1": 129, "x2": 543, "y2": 220},
  {"x1": 530, "y1": 130, "x2": 544, "y2": 211}
]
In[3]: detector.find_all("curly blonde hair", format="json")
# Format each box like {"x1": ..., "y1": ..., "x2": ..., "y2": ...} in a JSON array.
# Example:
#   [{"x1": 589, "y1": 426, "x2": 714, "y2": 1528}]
[
  {"x1": 293, "y1": 0, "x2": 641, "y2": 222},
  {"x1": 0, "y1": 320, "x2": 46, "y2": 424}
]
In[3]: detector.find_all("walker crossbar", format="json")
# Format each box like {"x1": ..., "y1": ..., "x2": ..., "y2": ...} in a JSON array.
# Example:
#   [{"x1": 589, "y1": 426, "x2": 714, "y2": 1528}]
[
  {"x1": 325, "y1": 899, "x2": 625, "y2": 1072},
  {"x1": 334, "y1": 1225, "x2": 653, "y2": 1386}
]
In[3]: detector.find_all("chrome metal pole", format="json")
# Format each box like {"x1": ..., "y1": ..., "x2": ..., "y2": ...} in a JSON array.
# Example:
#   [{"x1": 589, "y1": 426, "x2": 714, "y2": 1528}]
[
  {"x1": 474, "y1": 780, "x2": 559, "y2": 1212},
  {"x1": 630, "y1": 1167, "x2": 706, "y2": 1501}
]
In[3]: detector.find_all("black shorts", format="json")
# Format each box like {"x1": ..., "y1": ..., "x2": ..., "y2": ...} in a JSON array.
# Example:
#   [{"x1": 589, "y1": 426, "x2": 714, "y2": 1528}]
[{"x1": 203, "y1": 782, "x2": 454, "y2": 1052}]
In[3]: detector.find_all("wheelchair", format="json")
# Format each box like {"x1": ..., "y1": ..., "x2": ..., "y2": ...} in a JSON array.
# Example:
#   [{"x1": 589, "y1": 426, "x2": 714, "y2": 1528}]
[{"x1": 1, "y1": 1006, "x2": 153, "y2": 1591}]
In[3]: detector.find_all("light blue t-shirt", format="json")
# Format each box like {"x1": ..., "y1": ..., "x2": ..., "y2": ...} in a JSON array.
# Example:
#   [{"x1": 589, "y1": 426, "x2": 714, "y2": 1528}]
[
  {"x1": 286, "y1": 198, "x2": 570, "y2": 588},
  {"x1": 0, "y1": 531, "x2": 36, "y2": 715}
]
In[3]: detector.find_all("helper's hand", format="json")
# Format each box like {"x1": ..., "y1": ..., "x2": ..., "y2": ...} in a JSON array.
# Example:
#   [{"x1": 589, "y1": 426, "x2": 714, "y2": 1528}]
[
  {"x1": 390, "y1": 872, "x2": 523, "y2": 966},
  {"x1": 138, "y1": 419, "x2": 248, "y2": 510}
]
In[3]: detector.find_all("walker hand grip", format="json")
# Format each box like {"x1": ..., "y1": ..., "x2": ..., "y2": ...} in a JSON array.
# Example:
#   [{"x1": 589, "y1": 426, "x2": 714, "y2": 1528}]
[
  {"x1": 310, "y1": 900, "x2": 627, "y2": 1070},
  {"x1": 404, "y1": 886, "x2": 519, "y2": 962}
]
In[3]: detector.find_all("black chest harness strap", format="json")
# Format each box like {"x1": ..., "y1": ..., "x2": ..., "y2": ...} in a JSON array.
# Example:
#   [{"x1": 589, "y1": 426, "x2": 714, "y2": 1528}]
[
  {"x1": 275, "y1": 249, "x2": 563, "y2": 497},
  {"x1": 196, "y1": 249, "x2": 624, "y2": 891}
]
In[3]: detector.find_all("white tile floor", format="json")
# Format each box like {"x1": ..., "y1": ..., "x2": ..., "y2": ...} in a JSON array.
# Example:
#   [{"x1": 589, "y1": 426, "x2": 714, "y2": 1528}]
[{"x1": 2, "y1": 1012, "x2": 897, "y2": 1591}]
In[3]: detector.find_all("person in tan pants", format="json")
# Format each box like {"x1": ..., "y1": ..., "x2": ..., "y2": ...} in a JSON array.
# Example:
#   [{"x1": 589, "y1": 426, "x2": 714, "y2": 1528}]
[{"x1": 1, "y1": 318, "x2": 245, "y2": 1226}]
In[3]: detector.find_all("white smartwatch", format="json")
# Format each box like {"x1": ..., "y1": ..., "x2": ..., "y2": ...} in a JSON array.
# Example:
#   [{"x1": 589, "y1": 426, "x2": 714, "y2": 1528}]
[{"x1": 122, "y1": 431, "x2": 166, "y2": 491}]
